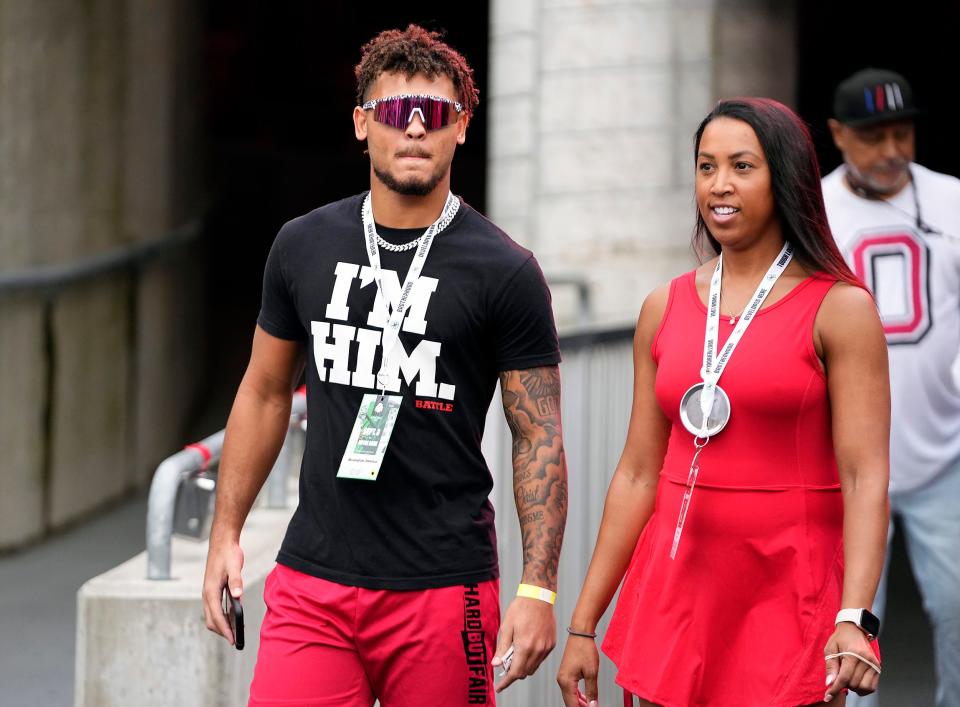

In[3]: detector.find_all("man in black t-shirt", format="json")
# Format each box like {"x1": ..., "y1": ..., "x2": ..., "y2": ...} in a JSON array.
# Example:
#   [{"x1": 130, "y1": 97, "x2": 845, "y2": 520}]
[{"x1": 202, "y1": 25, "x2": 568, "y2": 706}]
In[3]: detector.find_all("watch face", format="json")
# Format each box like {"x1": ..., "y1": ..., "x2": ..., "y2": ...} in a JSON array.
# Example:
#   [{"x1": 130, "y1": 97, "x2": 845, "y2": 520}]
[{"x1": 861, "y1": 609, "x2": 881, "y2": 638}]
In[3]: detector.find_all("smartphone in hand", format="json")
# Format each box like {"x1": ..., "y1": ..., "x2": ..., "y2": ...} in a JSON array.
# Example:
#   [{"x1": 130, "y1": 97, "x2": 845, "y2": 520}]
[{"x1": 222, "y1": 588, "x2": 244, "y2": 650}]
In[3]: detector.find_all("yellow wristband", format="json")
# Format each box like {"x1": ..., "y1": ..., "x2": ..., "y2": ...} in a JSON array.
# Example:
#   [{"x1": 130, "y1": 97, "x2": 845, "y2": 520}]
[{"x1": 517, "y1": 583, "x2": 557, "y2": 605}]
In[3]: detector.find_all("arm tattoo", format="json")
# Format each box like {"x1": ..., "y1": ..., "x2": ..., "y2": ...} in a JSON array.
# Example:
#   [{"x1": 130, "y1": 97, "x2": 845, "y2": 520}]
[{"x1": 499, "y1": 366, "x2": 568, "y2": 591}]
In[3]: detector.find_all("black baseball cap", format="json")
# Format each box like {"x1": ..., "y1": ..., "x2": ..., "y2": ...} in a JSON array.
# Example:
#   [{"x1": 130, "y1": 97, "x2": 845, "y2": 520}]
[{"x1": 833, "y1": 68, "x2": 921, "y2": 127}]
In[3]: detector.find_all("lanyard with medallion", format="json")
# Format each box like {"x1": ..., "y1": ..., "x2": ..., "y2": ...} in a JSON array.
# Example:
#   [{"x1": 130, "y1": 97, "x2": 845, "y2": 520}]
[
  {"x1": 669, "y1": 241, "x2": 794, "y2": 558},
  {"x1": 337, "y1": 190, "x2": 460, "y2": 481}
]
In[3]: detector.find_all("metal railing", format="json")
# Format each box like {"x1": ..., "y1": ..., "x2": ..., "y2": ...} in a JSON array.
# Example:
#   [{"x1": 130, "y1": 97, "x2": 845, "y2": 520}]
[
  {"x1": 145, "y1": 388, "x2": 307, "y2": 580},
  {"x1": 485, "y1": 324, "x2": 636, "y2": 707},
  {"x1": 546, "y1": 273, "x2": 593, "y2": 328},
  {"x1": 0, "y1": 220, "x2": 201, "y2": 299}
]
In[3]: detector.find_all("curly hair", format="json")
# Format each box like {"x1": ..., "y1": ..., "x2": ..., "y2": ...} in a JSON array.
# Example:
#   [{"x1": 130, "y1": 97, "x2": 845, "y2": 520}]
[{"x1": 354, "y1": 24, "x2": 480, "y2": 117}]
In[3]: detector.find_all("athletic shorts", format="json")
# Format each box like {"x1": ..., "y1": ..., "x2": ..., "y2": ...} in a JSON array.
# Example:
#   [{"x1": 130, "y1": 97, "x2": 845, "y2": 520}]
[{"x1": 249, "y1": 563, "x2": 500, "y2": 707}]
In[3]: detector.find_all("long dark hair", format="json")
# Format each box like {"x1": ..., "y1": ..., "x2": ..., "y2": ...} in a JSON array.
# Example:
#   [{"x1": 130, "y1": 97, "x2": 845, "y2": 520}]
[{"x1": 693, "y1": 98, "x2": 863, "y2": 288}]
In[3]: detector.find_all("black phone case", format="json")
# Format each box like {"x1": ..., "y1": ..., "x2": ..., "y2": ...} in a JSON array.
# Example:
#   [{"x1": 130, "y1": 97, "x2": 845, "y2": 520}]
[{"x1": 229, "y1": 595, "x2": 245, "y2": 651}]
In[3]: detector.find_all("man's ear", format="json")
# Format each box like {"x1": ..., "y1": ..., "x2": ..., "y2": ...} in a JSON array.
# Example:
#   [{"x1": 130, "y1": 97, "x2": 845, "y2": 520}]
[
  {"x1": 827, "y1": 118, "x2": 845, "y2": 152},
  {"x1": 456, "y1": 115, "x2": 469, "y2": 146},
  {"x1": 354, "y1": 106, "x2": 368, "y2": 141}
]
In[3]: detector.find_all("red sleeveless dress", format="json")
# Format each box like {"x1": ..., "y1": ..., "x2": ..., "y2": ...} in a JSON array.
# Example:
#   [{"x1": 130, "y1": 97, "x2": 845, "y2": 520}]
[{"x1": 602, "y1": 270, "x2": 864, "y2": 707}]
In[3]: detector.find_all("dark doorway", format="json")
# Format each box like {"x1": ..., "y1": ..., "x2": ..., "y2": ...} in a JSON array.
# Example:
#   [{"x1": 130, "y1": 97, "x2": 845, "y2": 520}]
[
  {"x1": 197, "y1": 3, "x2": 488, "y2": 428},
  {"x1": 797, "y1": 2, "x2": 960, "y2": 177}
]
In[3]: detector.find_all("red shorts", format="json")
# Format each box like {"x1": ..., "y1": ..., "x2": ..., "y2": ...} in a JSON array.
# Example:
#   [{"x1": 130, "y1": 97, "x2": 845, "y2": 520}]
[{"x1": 249, "y1": 564, "x2": 500, "y2": 706}]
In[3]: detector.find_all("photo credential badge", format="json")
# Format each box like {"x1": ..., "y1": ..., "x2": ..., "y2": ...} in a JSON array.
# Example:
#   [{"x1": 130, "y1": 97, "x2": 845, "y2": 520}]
[{"x1": 337, "y1": 394, "x2": 403, "y2": 481}]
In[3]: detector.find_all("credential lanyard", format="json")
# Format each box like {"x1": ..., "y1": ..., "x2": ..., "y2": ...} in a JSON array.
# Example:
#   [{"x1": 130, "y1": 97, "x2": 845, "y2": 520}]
[
  {"x1": 669, "y1": 241, "x2": 795, "y2": 559},
  {"x1": 360, "y1": 191, "x2": 459, "y2": 396},
  {"x1": 697, "y1": 241, "x2": 794, "y2": 434}
]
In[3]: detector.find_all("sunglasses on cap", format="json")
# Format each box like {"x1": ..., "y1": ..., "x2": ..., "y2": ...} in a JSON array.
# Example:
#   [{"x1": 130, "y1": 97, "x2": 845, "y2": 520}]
[{"x1": 362, "y1": 94, "x2": 463, "y2": 131}]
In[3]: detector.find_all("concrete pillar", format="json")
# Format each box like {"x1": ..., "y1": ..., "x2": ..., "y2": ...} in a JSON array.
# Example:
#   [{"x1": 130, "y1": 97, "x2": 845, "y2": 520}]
[
  {"x1": 0, "y1": 0, "x2": 128, "y2": 542},
  {"x1": 123, "y1": 0, "x2": 204, "y2": 486},
  {"x1": 0, "y1": 0, "x2": 203, "y2": 548},
  {"x1": 48, "y1": 278, "x2": 132, "y2": 528},
  {"x1": 489, "y1": 0, "x2": 797, "y2": 329},
  {"x1": 0, "y1": 296, "x2": 46, "y2": 547}
]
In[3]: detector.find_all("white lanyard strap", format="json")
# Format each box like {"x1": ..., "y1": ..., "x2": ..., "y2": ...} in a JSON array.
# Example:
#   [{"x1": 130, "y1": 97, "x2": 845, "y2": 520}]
[
  {"x1": 361, "y1": 191, "x2": 459, "y2": 388},
  {"x1": 698, "y1": 241, "x2": 793, "y2": 428}
]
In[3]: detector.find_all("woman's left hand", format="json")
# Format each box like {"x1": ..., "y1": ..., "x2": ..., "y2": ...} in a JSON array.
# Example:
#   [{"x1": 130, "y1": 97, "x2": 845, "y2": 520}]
[{"x1": 823, "y1": 622, "x2": 881, "y2": 702}]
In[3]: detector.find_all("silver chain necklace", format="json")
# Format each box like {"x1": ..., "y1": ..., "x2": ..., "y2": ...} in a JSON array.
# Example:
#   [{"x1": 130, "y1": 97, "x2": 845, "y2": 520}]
[
  {"x1": 372, "y1": 197, "x2": 460, "y2": 252},
  {"x1": 375, "y1": 234, "x2": 421, "y2": 252}
]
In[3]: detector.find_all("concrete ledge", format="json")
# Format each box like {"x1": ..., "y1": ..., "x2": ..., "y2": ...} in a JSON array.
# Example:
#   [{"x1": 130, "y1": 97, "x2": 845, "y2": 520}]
[{"x1": 75, "y1": 503, "x2": 293, "y2": 707}]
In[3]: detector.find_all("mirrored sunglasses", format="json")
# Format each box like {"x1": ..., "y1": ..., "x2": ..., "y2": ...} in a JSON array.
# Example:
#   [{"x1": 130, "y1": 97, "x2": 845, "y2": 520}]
[{"x1": 362, "y1": 94, "x2": 463, "y2": 131}]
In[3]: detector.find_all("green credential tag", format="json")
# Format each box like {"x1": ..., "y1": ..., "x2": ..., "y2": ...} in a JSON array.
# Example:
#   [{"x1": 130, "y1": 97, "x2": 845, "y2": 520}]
[{"x1": 337, "y1": 394, "x2": 403, "y2": 481}]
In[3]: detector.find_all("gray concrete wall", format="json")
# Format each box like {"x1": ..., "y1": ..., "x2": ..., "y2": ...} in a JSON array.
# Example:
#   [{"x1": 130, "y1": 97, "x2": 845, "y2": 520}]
[
  {"x1": 0, "y1": 3, "x2": 70, "y2": 547},
  {"x1": 49, "y1": 278, "x2": 132, "y2": 528},
  {"x1": 124, "y1": 0, "x2": 204, "y2": 487},
  {"x1": 488, "y1": 0, "x2": 798, "y2": 328},
  {"x1": 0, "y1": 295, "x2": 46, "y2": 546},
  {"x1": 0, "y1": 0, "x2": 203, "y2": 549}
]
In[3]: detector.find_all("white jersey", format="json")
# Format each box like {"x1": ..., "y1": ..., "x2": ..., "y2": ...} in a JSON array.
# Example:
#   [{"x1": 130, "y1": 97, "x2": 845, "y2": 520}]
[{"x1": 823, "y1": 163, "x2": 960, "y2": 493}]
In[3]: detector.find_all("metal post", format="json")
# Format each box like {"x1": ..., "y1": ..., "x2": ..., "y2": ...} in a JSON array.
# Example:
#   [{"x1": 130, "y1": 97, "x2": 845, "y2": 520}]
[
  {"x1": 146, "y1": 390, "x2": 307, "y2": 580},
  {"x1": 146, "y1": 430, "x2": 224, "y2": 580}
]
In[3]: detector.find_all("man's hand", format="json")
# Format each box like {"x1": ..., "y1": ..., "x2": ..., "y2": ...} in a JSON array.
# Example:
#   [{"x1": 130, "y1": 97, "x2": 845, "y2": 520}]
[
  {"x1": 202, "y1": 539, "x2": 245, "y2": 644},
  {"x1": 492, "y1": 596, "x2": 556, "y2": 692}
]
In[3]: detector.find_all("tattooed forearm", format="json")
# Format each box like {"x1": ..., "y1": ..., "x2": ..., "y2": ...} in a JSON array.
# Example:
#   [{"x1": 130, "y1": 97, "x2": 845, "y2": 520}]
[
  {"x1": 502, "y1": 387, "x2": 533, "y2": 456},
  {"x1": 518, "y1": 510, "x2": 544, "y2": 526},
  {"x1": 499, "y1": 366, "x2": 568, "y2": 592},
  {"x1": 536, "y1": 396, "x2": 558, "y2": 416}
]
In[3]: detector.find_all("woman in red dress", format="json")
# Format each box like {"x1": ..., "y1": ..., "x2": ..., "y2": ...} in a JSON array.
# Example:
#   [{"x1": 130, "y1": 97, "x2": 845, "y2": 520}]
[{"x1": 557, "y1": 99, "x2": 889, "y2": 707}]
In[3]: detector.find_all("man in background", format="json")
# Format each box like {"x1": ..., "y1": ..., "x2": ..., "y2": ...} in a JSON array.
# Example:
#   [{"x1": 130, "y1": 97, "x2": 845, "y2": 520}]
[{"x1": 823, "y1": 67, "x2": 960, "y2": 707}]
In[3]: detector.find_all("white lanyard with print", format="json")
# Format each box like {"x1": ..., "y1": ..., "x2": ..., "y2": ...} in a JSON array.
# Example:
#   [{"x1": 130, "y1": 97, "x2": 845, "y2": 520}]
[
  {"x1": 362, "y1": 190, "x2": 459, "y2": 392},
  {"x1": 670, "y1": 241, "x2": 794, "y2": 557},
  {"x1": 337, "y1": 190, "x2": 459, "y2": 481}
]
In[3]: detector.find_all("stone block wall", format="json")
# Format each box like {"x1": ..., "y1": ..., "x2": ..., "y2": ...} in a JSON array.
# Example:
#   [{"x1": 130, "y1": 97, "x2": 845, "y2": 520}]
[{"x1": 489, "y1": 0, "x2": 798, "y2": 329}]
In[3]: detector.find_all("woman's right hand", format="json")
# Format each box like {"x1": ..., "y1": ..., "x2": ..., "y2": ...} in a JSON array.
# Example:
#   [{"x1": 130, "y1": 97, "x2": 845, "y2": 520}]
[{"x1": 557, "y1": 635, "x2": 600, "y2": 707}]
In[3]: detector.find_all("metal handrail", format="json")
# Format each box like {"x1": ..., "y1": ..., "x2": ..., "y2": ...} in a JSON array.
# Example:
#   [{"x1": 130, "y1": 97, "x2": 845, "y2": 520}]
[
  {"x1": 0, "y1": 219, "x2": 201, "y2": 298},
  {"x1": 546, "y1": 273, "x2": 592, "y2": 328},
  {"x1": 145, "y1": 388, "x2": 307, "y2": 580}
]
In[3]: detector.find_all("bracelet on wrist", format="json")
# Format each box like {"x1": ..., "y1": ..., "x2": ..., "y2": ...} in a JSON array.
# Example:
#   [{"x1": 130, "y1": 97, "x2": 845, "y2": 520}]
[
  {"x1": 566, "y1": 626, "x2": 598, "y2": 639},
  {"x1": 516, "y1": 583, "x2": 557, "y2": 605}
]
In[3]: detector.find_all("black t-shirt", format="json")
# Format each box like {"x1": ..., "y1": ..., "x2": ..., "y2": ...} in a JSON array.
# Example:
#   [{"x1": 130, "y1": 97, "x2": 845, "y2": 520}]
[{"x1": 257, "y1": 192, "x2": 561, "y2": 590}]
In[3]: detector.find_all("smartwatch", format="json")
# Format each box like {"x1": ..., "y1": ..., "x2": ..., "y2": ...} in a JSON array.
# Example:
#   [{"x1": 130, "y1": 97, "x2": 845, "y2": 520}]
[{"x1": 835, "y1": 608, "x2": 880, "y2": 640}]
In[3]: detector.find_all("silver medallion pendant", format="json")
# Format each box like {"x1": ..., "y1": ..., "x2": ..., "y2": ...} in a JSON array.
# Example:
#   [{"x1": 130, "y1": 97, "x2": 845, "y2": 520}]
[{"x1": 679, "y1": 382, "x2": 731, "y2": 437}]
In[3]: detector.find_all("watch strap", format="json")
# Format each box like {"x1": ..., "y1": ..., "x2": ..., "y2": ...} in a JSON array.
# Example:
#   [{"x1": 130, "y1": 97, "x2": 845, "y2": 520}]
[{"x1": 835, "y1": 608, "x2": 880, "y2": 638}]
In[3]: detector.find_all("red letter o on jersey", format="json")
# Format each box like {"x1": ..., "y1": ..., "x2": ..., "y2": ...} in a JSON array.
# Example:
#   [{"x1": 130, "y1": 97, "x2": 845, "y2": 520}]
[{"x1": 850, "y1": 230, "x2": 931, "y2": 345}]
